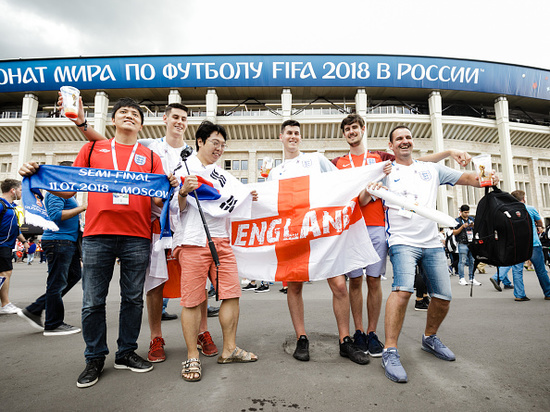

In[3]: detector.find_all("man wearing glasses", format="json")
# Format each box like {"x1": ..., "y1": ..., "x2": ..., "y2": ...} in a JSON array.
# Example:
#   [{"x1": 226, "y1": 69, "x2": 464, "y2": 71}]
[{"x1": 171, "y1": 121, "x2": 258, "y2": 382}]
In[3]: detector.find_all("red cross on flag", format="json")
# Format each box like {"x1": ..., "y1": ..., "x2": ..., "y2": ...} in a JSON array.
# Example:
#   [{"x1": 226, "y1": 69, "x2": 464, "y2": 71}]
[{"x1": 230, "y1": 163, "x2": 386, "y2": 282}]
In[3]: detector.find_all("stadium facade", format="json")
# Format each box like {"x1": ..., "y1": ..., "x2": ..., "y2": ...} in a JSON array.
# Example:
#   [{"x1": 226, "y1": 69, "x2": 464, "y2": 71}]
[{"x1": 0, "y1": 54, "x2": 549, "y2": 223}]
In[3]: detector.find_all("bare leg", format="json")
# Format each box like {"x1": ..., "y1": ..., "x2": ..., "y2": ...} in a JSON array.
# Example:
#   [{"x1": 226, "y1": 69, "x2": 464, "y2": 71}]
[
  {"x1": 287, "y1": 282, "x2": 306, "y2": 339},
  {"x1": 218, "y1": 298, "x2": 240, "y2": 358},
  {"x1": 198, "y1": 291, "x2": 208, "y2": 334},
  {"x1": 348, "y1": 276, "x2": 364, "y2": 333},
  {"x1": 384, "y1": 290, "x2": 412, "y2": 349},
  {"x1": 424, "y1": 297, "x2": 450, "y2": 336},
  {"x1": 181, "y1": 304, "x2": 201, "y2": 380},
  {"x1": 366, "y1": 276, "x2": 382, "y2": 334},
  {"x1": 146, "y1": 284, "x2": 164, "y2": 340},
  {"x1": 327, "y1": 275, "x2": 351, "y2": 342},
  {"x1": 0, "y1": 270, "x2": 13, "y2": 307}
]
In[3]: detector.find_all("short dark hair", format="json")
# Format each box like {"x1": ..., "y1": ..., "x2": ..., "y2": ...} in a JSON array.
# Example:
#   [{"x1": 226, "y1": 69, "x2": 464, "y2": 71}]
[
  {"x1": 511, "y1": 190, "x2": 525, "y2": 202},
  {"x1": 340, "y1": 114, "x2": 364, "y2": 132},
  {"x1": 195, "y1": 121, "x2": 227, "y2": 151},
  {"x1": 389, "y1": 125, "x2": 410, "y2": 142},
  {"x1": 166, "y1": 103, "x2": 189, "y2": 116},
  {"x1": 1, "y1": 178, "x2": 21, "y2": 193},
  {"x1": 281, "y1": 119, "x2": 300, "y2": 133},
  {"x1": 111, "y1": 98, "x2": 144, "y2": 125},
  {"x1": 460, "y1": 204, "x2": 470, "y2": 212},
  {"x1": 59, "y1": 161, "x2": 73, "y2": 167}
]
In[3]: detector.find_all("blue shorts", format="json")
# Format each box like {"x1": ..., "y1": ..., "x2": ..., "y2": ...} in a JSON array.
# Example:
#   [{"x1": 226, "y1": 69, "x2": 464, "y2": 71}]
[
  {"x1": 345, "y1": 226, "x2": 387, "y2": 279},
  {"x1": 388, "y1": 244, "x2": 452, "y2": 301}
]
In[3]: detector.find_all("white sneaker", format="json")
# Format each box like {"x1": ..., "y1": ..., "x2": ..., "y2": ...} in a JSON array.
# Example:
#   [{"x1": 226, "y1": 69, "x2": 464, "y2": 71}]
[
  {"x1": 458, "y1": 278, "x2": 469, "y2": 286},
  {"x1": 471, "y1": 279, "x2": 482, "y2": 286},
  {"x1": 0, "y1": 302, "x2": 20, "y2": 314},
  {"x1": 381, "y1": 275, "x2": 388, "y2": 281}
]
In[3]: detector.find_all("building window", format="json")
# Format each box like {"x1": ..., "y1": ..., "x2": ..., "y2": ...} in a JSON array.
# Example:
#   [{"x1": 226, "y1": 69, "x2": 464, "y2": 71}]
[
  {"x1": 224, "y1": 160, "x2": 231, "y2": 170},
  {"x1": 257, "y1": 177, "x2": 265, "y2": 183},
  {"x1": 275, "y1": 159, "x2": 282, "y2": 167},
  {"x1": 257, "y1": 159, "x2": 263, "y2": 170},
  {"x1": 241, "y1": 160, "x2": 248, "y2": 170},
  {"x1": 241, "y1": 178, "x2": 248, "y2": 184},
  {"x1": 232, "y1": 160, "x2": 240, "y2": 170}
]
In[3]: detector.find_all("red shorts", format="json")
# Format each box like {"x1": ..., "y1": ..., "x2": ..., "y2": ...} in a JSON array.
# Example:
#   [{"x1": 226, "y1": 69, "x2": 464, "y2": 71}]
[{"x1": 173, "y1": 238, "x2": 242, "y2": 308}]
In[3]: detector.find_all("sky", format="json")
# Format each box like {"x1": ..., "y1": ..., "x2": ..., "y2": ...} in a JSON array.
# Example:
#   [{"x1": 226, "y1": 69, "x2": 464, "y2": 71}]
[{"x1": 1, "y1": 0, "x2": 548, "y2": 70}]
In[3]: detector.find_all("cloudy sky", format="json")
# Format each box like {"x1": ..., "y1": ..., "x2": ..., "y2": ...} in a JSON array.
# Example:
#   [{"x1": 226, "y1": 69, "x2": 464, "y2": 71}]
[{"x1": 1, "y1": 0, "x2": 548, "y2": 70}]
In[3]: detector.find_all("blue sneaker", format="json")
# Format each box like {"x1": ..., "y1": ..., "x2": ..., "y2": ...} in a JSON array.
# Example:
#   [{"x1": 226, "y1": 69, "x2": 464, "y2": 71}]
[
  {"x1": 353, "y1": 330, "x2": 368, "y2": 352},
  {"x1": 381, "y1": 348, "x2": 407, "y2": 383},
  {"x1": 421, "y1": 335, "x2": 456, "y2": 361},
  {"x1": 367, "y1": 331, "x2": 384, "y2": 358}
]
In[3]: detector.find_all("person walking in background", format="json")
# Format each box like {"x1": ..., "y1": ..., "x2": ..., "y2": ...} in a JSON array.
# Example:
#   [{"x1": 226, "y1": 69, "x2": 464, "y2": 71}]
[
  {"x1": 18, "y1": 161, "x2": 87, "y2": 336},
  {"x1": 453, "y1": 205, "x2": 481, "y2": 286}
]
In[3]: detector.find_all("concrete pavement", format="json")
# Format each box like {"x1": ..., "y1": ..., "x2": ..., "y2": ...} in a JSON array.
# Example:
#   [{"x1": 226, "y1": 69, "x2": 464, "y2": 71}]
[{"x1": 1, "y1": 260, "x2": 549, "y2": 411}]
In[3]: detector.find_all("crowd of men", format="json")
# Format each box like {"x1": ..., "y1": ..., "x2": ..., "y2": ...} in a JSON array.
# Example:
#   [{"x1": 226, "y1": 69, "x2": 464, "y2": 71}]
[{"x1": 4, "y1": 95, "x2": 549, "y2": 388}]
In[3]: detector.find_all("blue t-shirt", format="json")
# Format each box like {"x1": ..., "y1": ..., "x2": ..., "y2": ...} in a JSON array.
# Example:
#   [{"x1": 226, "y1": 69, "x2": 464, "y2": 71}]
[
  {"x1": 526, "y1": 205, "x2": 542, "y2": 247},
  {"x1": 0, "y1": 198, "x2": 19, "y2": 249},
  {"x1": 41, "y1": 193, "x2": 80, "y2": 242}
]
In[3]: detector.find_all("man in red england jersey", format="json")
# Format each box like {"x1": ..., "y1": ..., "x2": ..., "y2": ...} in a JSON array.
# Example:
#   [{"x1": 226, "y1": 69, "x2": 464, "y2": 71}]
[{"x1": 20, "y1": 98, "x2": 178, "y2": 389}]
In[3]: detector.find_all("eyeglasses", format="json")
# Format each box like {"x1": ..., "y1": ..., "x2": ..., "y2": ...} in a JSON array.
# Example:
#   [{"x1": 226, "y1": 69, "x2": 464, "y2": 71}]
[{"x1": 206, "y1": 139, "x2": 228, "y2": 150}]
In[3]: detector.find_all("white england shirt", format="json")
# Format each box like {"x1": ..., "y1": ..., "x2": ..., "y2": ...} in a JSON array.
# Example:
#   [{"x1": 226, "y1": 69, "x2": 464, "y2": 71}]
[
  {"x1": 384, "y1": 161, "x2": 462, "y2": 248},
  {"x1": 267, "y1": 152, "x2": 336, "y2": 181}
]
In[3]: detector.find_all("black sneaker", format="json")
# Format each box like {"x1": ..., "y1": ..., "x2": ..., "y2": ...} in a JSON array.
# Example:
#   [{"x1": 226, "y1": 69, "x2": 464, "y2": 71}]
[
  {"x1": 114, "y1": 352, "x2": 153, "y2": 373},
  {"x1": 17, "y1": 308, "x2": 44, "y2": 331},
  {"x1": 414, "y1": 299, "x2": 429, "y2": 311},
  {"x1": 353, "y1": 330, "x2": 368, "y2": 352},
  {"x1": 293, "y1": 335, "x2": 310, "y2": 361},
  {"x1": 242, "y1": 282, "x2": 257, "y2": 291},
  {"x1": 366, "y1": 332, "x2": 384, "y2": 358},
  {"x1": 490, "y1": 277, "x2": 502, "y2": 292},
  {"x1": 77, "y1": 359, "x2": 104, "y2": 388},
  {"x1": 339, "y1": 336, "x2": 370, "y2": 365},
  {"x1": 255, "y1": 284, "x2": 270, "y2": 293}
]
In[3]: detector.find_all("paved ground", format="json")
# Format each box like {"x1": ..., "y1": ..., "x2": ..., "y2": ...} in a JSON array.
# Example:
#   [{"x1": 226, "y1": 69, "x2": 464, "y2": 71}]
[{"x1": 1, "y1": 260, "x2": 549, "y2": 412}]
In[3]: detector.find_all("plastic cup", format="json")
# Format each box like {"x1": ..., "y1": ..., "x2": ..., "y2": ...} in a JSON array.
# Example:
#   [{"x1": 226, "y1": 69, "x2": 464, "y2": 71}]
[
  {"x1": 472, "y1": 154, "x2": 492, "y2": 187},
  {"x1": 260, "y1": 156, "x2": 274, "y2": 178},
  {"x1": 60, "y1": 86, "x2": 80, "y2": 119}
]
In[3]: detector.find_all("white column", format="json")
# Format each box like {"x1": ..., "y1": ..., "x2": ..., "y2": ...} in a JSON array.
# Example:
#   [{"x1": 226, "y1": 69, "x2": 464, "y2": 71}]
[
  {"x1": 528, "y1": 158, "x2": 543, "y2": 211},
  {"x1": 168, "y1": 89, "x2": 182, "y2": 105},
  {"x1": 17, "y1": 94, "x2": 39, "y2": 170},
  {"x1": 281, "y1": 88, "x2": 292, "y2": 121},
  {"x1": 428, "y1": 91, "x2": 448, "y2": 215},
  {"x1": 248, "y1": 149, "x2": 257, "y2": 183},
  {"x1": 206, "y1": 89, "x2": 218, "y2": 122},
  {"x1": 355, "y1": 88, "x2": 367, "y2": 118},
  {"x1": 494, "y1": 97, "x2": 515, "y2": 192},
  {"x1": 93, "y1": 91, "x2": 109, "y2": 136}
]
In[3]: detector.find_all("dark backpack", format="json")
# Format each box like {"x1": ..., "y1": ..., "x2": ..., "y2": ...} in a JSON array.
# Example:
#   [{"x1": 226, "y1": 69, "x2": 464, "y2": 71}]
[{"x1": 469, "y1": 186, "x2": 533, "y2": 267}]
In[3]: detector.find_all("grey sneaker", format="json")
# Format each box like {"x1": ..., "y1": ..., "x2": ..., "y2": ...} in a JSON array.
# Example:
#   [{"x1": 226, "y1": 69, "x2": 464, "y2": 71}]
[
  {"x1": 18, "y1": 308, "x2": 44, "y2": 331},
  {"x1": 421, "y1": 334, "x2": 456, "y2": 361},
  {"x1": 382, "y1": 348, "x2": 408, "y2": 383},
  {"x1": 43, "y1": 323, "x2": 81, "y2": 336}
]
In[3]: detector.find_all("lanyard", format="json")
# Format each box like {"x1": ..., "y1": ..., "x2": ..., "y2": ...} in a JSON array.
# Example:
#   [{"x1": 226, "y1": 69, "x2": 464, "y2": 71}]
[
  {"x1": 111, "y1": 139, "x2": 138, "y2": 172},
  {"x1": 348, "y1": 152, "x2": 368, "y2": 168}
]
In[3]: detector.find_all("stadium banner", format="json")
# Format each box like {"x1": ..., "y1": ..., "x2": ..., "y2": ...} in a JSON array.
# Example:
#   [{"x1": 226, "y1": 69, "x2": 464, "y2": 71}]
[{"x1": 0, "y1": 54, "x2": 549, "y2": 100}]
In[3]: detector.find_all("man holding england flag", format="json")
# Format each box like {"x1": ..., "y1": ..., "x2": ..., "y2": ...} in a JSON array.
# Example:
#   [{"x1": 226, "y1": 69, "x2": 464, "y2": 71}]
[
  {"x1": 332, "y1": 114, "x2": 472, "y2": 359},
  {"x1": 267, "y1": 120, "x2": 386, "y2": 365},
  {"x1": 380, "y1": 125, "x2": 499, "y2": 383}
]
